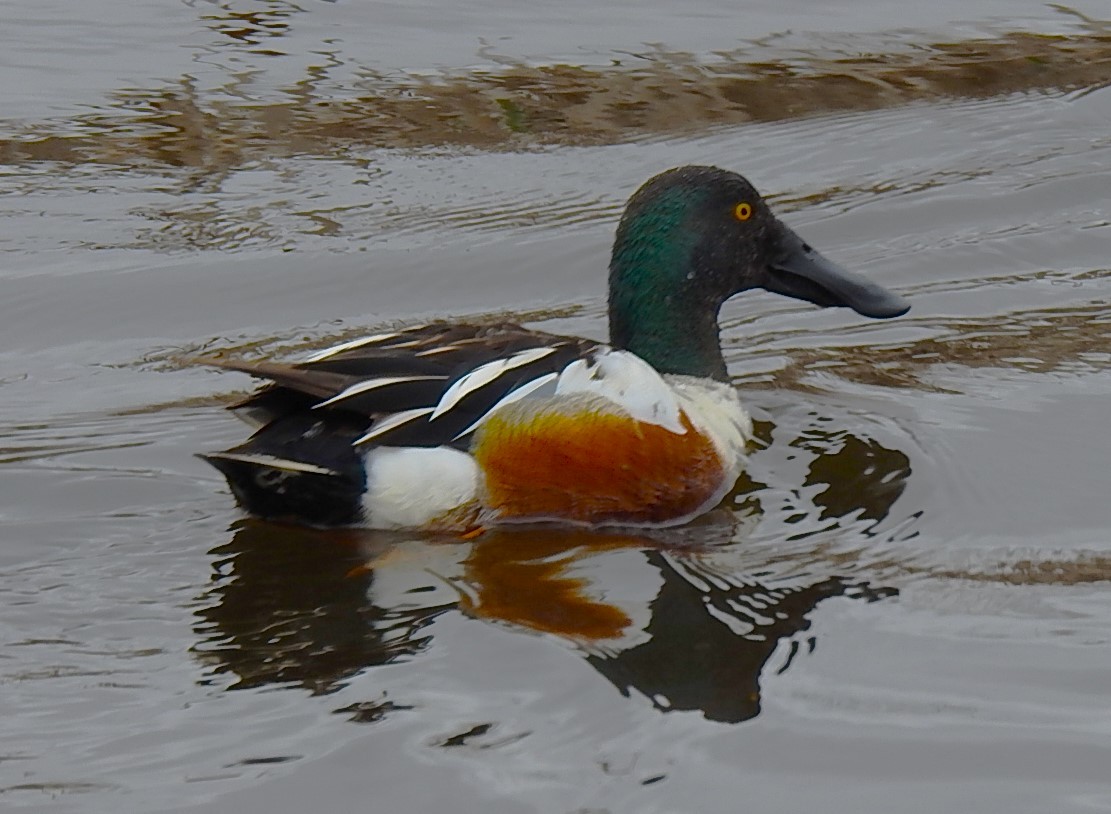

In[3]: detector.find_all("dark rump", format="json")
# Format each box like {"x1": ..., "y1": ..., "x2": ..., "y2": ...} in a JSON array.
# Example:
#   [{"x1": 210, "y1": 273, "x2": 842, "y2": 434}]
[{"x1": 200, "y1": 414, "x2": 368, "y2": 527}]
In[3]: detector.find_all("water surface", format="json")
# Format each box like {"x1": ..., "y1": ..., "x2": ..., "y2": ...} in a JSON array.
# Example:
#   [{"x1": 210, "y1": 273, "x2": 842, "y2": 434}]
[{"x1": 2, "y1": 1, "x2": 1111, "y2": 812}]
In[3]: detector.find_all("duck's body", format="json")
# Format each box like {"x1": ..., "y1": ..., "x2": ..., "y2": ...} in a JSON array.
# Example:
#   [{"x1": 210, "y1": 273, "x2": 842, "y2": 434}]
[
  {"x1": 202, "y1": 166, "x2": 909, "y2": 530},
  {"x1": 205, "y1": 325, "x2": 750, "y2": 529}
]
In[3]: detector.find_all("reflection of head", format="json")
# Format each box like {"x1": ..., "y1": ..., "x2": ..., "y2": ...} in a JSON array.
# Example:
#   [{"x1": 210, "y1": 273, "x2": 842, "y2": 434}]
[
  {"x1": 586, "y1": 551, "x2": 892, "y2": 723},
  {"x1": 739, "y1": 405, "x2": 913, "y2": 534}
]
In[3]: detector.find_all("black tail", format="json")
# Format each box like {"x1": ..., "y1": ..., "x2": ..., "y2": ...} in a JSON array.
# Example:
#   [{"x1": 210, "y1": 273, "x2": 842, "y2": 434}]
[{"x1": 200, "y1": 414, "x2": 368, "y2": 527}]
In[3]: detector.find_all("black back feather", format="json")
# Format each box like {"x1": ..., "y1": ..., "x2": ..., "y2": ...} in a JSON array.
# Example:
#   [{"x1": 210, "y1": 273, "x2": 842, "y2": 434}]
[{"x1": 208, "y1": 322, "x2": 602, "y2": 448}]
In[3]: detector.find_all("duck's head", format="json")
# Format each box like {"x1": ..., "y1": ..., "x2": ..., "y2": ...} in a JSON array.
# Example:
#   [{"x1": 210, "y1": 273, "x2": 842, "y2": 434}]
[{"x1": 608, "y1": 165, "x2": 910, "y2": 380}]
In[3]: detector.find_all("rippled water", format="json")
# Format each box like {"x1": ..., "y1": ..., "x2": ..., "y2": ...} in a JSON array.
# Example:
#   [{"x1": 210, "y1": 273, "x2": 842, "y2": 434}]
[{"x1": 2, "y1": 1, "x2": 1111, "y2": 811}]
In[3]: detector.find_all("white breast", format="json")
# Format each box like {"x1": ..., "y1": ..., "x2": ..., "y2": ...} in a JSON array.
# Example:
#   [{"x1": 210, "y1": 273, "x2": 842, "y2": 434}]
[{"x1": 665, "y1": 374, "x2": 753, "y2": 477}]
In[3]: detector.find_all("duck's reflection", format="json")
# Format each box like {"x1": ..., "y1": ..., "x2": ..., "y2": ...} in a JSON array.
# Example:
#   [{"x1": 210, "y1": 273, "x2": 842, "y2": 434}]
[
  {"x1": 193, "y1": 424, "x2": 910, "y2": 722},
  {"x1": 193, "y1": 524, "x2": 449, "y2": 694}
]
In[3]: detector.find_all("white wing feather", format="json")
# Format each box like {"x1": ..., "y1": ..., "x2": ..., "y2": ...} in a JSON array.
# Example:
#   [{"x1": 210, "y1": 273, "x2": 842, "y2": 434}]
[
  {"x1": 430, "y1": 346, "x2": 559, "y2": 420},
  {"x1": 451, "y1": 371, "x2": 559, "y2": 440},
  {"x1": 314, "y1": 375, "x2": 448, "y2": 409},
  {"x1": 302, "y1": 332, "x2": 400, "y2": 362},
  {"x1": 355, "y1": 406, "x2": 435, "y2": 445},
  {"x1": 556, "y1": 349, "x2": 685, "y2": 433}
]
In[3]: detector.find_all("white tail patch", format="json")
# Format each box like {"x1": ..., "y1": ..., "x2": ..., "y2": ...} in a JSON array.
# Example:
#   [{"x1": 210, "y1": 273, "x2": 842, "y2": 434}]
[
  {"x1": 314, "y1": 375, "x2": 448, "y2": 409},
  {"x1": 452, "y1": 371, "x2": 559, "y2": 440},
  {"x1": 354, "y1": 406, "x2": 435, "y2": 445},
  {"x1": 302, "y1": 332, "x2": 399, "y2": 362},
  {"x1": 430, "y1": 346, "x2": 559, "y2": 420},
  {"x1": 362, "y1": 446, "x2": 479, "y2": 529},
  {"x1": 206, "y1": 452, "x2": 339, "y2": 476},
  {"x1": 556, "y1": 349, "x2": 685, "y2": 433}
]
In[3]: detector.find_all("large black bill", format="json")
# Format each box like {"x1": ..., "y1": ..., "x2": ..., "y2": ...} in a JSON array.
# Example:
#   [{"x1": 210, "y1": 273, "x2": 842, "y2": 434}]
[{"x1": 763, "y1": 223, "x2": 910, "y2": 319}]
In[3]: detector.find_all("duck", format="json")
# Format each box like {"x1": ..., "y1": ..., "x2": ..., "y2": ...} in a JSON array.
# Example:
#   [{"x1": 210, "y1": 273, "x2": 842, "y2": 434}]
[{"x1": 200, "y1": 165, "x2": 909, "y2": 531}]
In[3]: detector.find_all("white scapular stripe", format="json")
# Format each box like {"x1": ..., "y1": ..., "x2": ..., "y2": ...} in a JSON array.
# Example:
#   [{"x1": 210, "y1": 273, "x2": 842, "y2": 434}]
[
  {"x1": 430, "y1": 346, "x2": 559, "y2": 420},
  {"x1": 362, "y1": 446, "x2": 479, "y2": 528},
  {"x1": 354, "y1": 406, "x2": 435, "y2": 445},
  {"x1": 207, "y1": 452, "x2": 339, "y2": 476},
  {"x1": 452, "y1": 371, "x2": 559, "y2": 440},
  {"x1": 314, "y1": 375, "x2": 448, "y2": 409},
  {"x1": 415, "y1": 345, "x2": 464, "y2": 357},
  {"x1": 302, "y1": 332, "x2": 399, "y2": 362},
  {"x1": 556, "y1": 349, "x2": 685, "y2": 433}
]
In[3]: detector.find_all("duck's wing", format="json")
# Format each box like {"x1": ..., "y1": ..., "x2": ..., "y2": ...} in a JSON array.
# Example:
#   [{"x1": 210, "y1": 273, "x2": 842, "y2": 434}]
[{"x1": 208, "y1": 322, "x2": 603, "y2": 448}]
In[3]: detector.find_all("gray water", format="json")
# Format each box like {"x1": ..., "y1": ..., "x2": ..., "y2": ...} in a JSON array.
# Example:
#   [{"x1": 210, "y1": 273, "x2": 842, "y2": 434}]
[{"x1": 2, "y1": 1, "x2": 1111, "y2": 812}]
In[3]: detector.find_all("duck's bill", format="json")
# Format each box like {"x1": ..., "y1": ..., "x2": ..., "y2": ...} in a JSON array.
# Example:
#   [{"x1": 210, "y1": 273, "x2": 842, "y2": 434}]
[{"x1": 762, "y1": 223, "x2": 910, "y2": 319}]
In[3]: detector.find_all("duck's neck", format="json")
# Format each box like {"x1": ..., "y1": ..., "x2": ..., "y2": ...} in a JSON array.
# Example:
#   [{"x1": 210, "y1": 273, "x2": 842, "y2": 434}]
[{"x1": 608, "y1": 223, "x2": 729, "y2": 381}]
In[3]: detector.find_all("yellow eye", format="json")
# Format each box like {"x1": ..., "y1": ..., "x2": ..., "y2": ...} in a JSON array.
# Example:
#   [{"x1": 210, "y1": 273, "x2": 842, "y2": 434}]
[{"x1": 734, "y1": 202, "x2": 753, "y2": 221}]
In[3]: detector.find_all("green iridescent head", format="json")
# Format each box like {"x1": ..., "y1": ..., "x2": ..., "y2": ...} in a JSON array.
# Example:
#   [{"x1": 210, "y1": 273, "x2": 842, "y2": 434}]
[{"x1": 608, "y1": 165, "x2": 909, "y2": 380}]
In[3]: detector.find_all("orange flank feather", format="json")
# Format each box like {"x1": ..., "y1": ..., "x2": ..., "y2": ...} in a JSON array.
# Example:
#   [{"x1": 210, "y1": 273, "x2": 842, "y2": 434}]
[{"x1": 471, "y1": 394, "x2": 728, "y2": 526}]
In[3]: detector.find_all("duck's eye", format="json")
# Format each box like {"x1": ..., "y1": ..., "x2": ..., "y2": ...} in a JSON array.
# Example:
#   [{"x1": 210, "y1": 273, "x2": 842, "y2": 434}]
[{"x1": 733, "y1": 202, "x2": 754, "y2": 222}]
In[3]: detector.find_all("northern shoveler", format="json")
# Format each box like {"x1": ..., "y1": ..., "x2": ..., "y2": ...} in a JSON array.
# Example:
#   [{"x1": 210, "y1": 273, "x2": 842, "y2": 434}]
[{"x1": 200, "y1": 165, "x2": 909, "y2": 530}]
